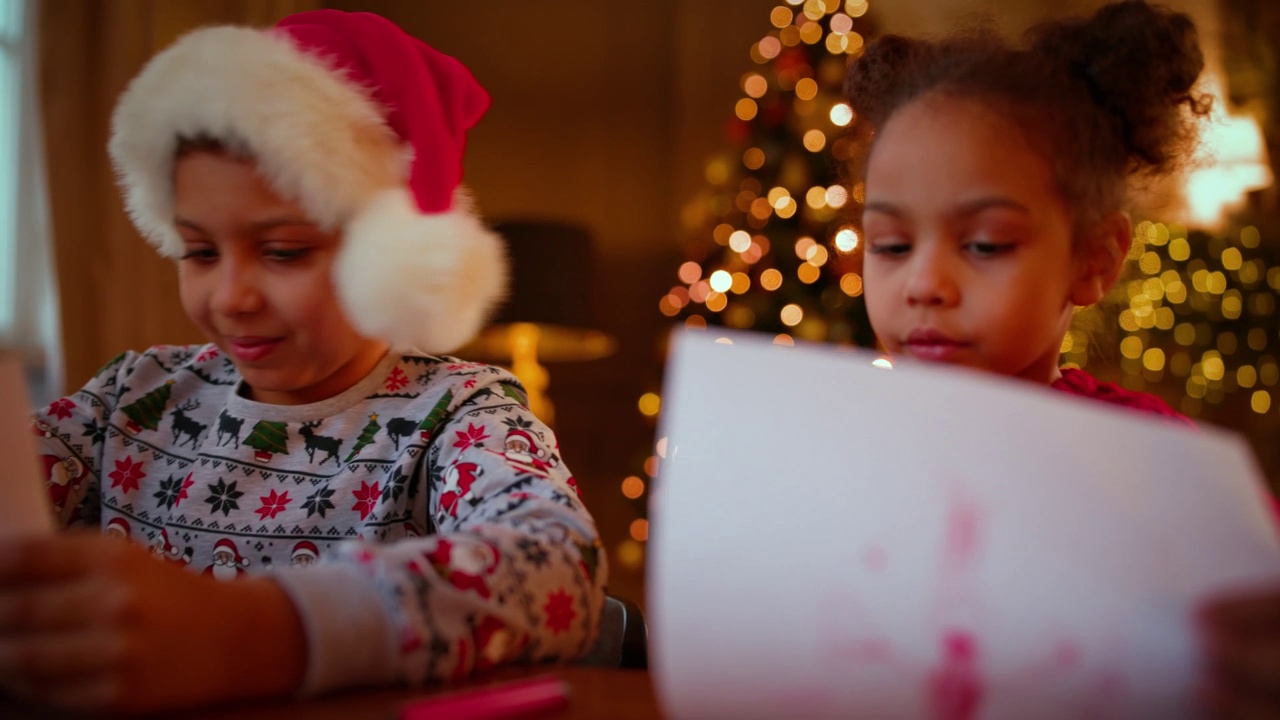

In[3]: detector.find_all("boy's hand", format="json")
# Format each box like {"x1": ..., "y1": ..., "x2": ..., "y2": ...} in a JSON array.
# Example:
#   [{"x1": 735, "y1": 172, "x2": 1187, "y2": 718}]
[
  {"x1": 1200, "y1": 586, "x2": 1280, "y2": 719},
  {"x1": 0, "y1": 532, "x2": 306, "y2": 714}
]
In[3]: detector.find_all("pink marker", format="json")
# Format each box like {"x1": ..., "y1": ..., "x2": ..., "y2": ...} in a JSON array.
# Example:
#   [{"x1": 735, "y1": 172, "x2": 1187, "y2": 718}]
[{"x1": 398, "y1": 676, "x2": 570, "y2": 720}]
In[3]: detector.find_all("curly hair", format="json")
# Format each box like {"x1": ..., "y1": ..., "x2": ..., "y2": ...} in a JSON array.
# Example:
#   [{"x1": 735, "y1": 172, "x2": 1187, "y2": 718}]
[{"x1": 843, "y1": 0, "x2": 1211, "y2": 239}]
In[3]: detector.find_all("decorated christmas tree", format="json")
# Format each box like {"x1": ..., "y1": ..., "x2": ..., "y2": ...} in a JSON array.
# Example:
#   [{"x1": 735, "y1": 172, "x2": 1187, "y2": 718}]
[
  {"x1": 616, "y1": 0, "x2": 881, "y2": 574},
  {"x1": 346, "y1": 413, "x2": 382, "y2": 462},
  {"x1": 245, "y1": 420, "x2": 289, "y2": 463},
  {"x1": 663, "y1": 0, "x2": 877, "y2": 348},
  {"x1": 121, "y1": 380, "x2": 175, "y2": 434}
]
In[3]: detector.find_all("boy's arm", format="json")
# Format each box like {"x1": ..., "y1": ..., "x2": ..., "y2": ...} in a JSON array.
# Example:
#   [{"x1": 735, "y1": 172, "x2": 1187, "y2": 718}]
[
  {"x1": 271, "y1": 372, "x2": 607, "y2": 694},
  {"x1": 29, "y1": 351, "x2": 138, "y2": 529}
]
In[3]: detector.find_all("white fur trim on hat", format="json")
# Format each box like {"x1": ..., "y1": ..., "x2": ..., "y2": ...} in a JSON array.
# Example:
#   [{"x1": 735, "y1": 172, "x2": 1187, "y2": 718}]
[
  {"x1": 109, "y1": 26, "x2": 404, "y2": 257},
  {"x1": 108, "y1": 25, "x2": 505, "y2": 354},
  {"x1": 337, "y1": 187, "x2": 506, "y2": 354}
]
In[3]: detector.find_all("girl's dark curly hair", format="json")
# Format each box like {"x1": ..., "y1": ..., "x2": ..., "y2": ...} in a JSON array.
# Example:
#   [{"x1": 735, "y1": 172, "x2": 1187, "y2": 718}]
[{"x1": 843, "y1": 0, "x2": 1211, "y2": 240}]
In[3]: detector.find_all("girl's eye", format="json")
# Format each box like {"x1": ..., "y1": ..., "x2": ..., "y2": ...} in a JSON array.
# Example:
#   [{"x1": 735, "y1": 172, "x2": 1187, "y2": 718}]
[
  {"x1": 966, "y1": 241, "x2": 1014, "y2": 257},
  {"x1": 868, "y1": 239, "x2": 911, "y2": 257},
  {"x1": 180, "y1": 247, "x2": 218, "y2": 263}
]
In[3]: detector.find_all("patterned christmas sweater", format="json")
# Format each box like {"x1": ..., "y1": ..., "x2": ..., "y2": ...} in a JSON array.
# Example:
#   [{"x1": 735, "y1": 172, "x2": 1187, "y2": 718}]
[{"x1": 31, "y1": 344, "x2": 606, "y2": 694}]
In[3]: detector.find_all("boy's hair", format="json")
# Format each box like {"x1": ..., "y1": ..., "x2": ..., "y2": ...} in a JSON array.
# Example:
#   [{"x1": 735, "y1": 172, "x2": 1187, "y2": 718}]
[
  {"x1": 175, "y1": 135, "x2": 247, "y2": 160},
  {"x1": 843, "y1": 0, "x2": 1211, "y2": 240}
]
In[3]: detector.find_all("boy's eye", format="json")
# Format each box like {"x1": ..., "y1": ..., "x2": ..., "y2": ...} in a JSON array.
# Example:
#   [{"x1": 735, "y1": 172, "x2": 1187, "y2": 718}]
[
  {"x1": 180, "y1": 247, "x2": 218, "y2": 262},
  {"x1": 965, "y1": 241, "x2": 1014, "y2": 257},
  {"x1": 264, "y1": 247, "x2": 310, "y2": 262}
]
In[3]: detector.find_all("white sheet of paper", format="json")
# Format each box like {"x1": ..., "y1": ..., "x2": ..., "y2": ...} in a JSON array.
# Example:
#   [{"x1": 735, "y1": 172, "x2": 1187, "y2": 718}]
[
  {"x1": 649, "y1": 330, "x2": 1280, "y2": 720},
  {"x1": 0, "y1": 354, "x2": 55, "y2": 538}
]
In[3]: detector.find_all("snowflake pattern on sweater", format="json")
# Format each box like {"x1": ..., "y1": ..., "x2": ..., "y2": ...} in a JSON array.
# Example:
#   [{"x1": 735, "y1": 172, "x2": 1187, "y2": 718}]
[{"x1": 31, "y1": 345, "x2": 606, "y2": 693}]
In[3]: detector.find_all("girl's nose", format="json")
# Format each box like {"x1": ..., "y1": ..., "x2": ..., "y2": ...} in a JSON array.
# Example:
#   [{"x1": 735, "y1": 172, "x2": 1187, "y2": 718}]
[{"x1": 905, "y1": 247, "x2": 960, "y2": 308}]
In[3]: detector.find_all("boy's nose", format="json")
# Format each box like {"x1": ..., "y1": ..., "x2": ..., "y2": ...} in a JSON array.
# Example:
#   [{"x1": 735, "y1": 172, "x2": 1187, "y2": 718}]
[{"x1": 211, "y1": 263, "x2": 265, "y2": 316}]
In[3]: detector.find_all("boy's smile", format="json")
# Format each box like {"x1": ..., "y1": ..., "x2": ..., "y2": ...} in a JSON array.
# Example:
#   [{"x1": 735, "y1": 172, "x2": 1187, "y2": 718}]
[{"x1": 222, "y1": 336, "x2": 284, "y2": 364}]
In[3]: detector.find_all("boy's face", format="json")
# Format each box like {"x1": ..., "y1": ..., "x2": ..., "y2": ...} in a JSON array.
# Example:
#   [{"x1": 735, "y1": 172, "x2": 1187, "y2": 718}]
[
  {"x1": 173, "y1": 151, "x2": 388, "y2": 405},
  {"x1": 861, "y1": 93, "x2": 1100, "y2": 385}
]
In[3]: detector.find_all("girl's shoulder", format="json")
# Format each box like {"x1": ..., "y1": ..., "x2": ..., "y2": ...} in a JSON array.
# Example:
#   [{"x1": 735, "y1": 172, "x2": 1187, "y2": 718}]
[{"x1": 1052, "y1": 367, "x2": 1193, "y2": 427}]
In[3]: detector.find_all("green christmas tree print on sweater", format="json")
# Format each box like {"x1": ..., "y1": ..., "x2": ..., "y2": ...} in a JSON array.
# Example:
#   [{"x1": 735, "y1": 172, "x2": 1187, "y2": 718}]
[
  {"x1": 345, "y1": 413, "x2": 382, "y2": 462},
  {"x1": 417, "y1": 390, "x2": 453, "y2": 441},
  {"x1": 121, "y1": 380, "x2": 175, "y2": 434},
  {"x1": 245, "y1": 420, "x2": 289, "y2": 463}
]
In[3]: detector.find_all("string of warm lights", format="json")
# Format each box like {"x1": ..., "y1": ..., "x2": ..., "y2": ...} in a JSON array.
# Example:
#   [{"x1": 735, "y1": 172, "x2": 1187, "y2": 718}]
[
  {"x1": 615, "y1": 0, "x2": 877, "y2": 573},
  {"x1": 1084, "y1": 221, "x2": 1280, "y2": 419}
]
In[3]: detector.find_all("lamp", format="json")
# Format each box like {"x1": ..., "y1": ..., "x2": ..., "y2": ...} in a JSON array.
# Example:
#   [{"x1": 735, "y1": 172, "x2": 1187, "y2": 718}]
[
  {"x1": 1184, "y1": 73, "x2": 1273, "y2": 229},
  {"x1": 458, "y1": 220, "x2": 616, "y2": 425}
]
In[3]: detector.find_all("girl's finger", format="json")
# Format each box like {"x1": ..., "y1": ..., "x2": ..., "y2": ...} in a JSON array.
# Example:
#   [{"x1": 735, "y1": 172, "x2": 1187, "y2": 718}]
[{"x1": 1202, "y1": 589, "x2": 1280, "y2": 634}]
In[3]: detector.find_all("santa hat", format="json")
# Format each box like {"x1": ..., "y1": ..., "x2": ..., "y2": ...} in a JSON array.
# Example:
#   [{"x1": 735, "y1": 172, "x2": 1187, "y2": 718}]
[
  {"x1": 213, "y1": 538, "x2": 249, "y2": 566},
  {"x1": 291, "y1": 540, "x2": 319, "y2": 561},
  {"x1": 106, "y1": 517, "x2": 131, "y2": 536},
  {"x1": 108, "y1": 10, "x2": 506, "y2": 354}
]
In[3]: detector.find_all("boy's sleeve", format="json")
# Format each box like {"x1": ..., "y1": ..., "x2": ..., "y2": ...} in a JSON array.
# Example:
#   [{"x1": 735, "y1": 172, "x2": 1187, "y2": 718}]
[
  {"x1": 29, "y1": 351, "x2": 136, "y2": 528},
  {"x1": 273, "y1": 373, "x2": 607, "y2": 694}
]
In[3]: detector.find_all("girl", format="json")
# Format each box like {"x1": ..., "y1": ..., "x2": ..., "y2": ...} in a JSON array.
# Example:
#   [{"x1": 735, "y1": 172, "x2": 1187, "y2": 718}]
[
  {"x1": 0, "y1": 10, "x2": 604, "y2": 714},
  {"x1": 843, "y1": 0, "x2": 1277, "y2": 715}
]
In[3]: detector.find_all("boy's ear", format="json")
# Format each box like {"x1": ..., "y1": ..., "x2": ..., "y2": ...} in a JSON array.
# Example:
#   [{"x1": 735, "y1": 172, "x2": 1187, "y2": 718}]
[{"x1": 1070, "y1": 211, "x2": 1132, "y2": 307}]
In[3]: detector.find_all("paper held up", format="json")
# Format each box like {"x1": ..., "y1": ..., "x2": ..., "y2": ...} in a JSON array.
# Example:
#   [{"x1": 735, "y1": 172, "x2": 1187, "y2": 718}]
[
  {"x1": 0, "y1": 353, "x2": 55, "y2": 539},
  {"x1": 649, "y1": 329, "x2": 1280, "y2": 720}
]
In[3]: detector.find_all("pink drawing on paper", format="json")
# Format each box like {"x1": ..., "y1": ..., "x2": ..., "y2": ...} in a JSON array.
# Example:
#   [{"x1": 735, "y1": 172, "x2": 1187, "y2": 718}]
[
  {"x1": 809, "y1": 475, "x2": 1134, "y2": 717},
  {"x1": 927, "y1": 630, "x2": 983, "y2": 720}
]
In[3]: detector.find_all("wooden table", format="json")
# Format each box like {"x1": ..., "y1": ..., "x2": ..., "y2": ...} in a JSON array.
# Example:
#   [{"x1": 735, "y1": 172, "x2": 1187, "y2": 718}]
[{"x1": 2, "y1": 667, "x2": 660, "y2": 719}]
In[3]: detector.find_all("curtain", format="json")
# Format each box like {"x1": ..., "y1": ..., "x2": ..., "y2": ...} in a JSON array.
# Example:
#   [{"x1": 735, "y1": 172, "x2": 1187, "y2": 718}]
[
  {"x1": 38, "y1": 0, "x2": 319, "y2": 393},
  {"x1": 0, "y1": 0, "x2": 61, "y2": 403}
]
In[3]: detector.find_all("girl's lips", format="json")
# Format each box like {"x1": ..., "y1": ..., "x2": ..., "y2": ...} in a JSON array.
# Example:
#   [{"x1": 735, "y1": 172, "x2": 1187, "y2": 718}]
[
  {"x1": 904, "y1": 328, "x2": 970, "y2": 362},
  {"x1": 226, "y1": 337, "x2": 282, "y2": 362}
]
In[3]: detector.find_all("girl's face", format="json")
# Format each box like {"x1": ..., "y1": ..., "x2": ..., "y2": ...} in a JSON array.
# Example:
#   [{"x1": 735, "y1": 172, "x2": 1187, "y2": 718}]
[
  {"x1": 174, "y1": 151, "x2": 388, "y2": 405},
  {"x1": 861, "y1": 92, "x2": 1123, "y2": 385}
]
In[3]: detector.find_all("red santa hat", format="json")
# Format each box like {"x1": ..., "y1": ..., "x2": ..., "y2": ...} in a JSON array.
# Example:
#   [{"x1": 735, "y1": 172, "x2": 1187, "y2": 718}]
[
  {"x1": 105, "y1": 517, "x2": 131, "y2": 537},
  {"x1": 291, "y1": 540, "x2": 319, "y2": 561},
  {"x1": 108, "y1": 10, "x2": 506, "y2": 354},
  {"x1": 213, "y1": 538, "x2": 249, "y2": 566}
]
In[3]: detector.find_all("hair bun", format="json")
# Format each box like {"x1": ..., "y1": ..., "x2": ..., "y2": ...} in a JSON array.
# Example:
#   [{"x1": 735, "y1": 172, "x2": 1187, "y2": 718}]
[{"x1": 1029, "y1": 0, "x2": 1208, "y2": 172}]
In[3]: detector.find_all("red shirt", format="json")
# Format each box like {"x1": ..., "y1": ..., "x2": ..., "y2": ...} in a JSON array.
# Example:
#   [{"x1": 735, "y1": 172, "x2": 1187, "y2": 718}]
[
  {"x1": 1055, "y1": 368, "x2": 1280, "y2": 519},
  {"x1": 1051, "y1": 367, "x2": 1195, "y2": 428}
]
